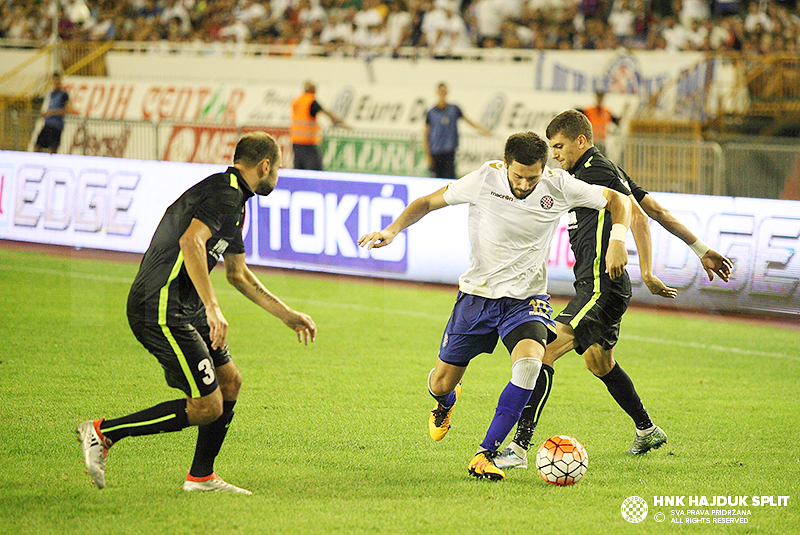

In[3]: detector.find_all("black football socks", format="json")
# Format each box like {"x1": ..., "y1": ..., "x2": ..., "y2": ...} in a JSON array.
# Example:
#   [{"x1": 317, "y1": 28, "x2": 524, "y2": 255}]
[
  {"x1": 512, "y1": 364, "x2": 554, "y2": 450},
  {"x1": 597, "y1": 362, "x2": 654, "y2": 431},
  {"x1": 100, "y1": 398, "x2": 190, "y2": 444},
  {"x1": 189, "y1": 400, "x2": 236, "y2": 478}
]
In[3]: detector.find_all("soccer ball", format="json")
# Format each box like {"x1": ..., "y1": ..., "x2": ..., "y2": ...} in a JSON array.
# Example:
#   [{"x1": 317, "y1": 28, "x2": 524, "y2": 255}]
[{"x1": 535, "y1": 435, "x2": 588, "y2": 485}]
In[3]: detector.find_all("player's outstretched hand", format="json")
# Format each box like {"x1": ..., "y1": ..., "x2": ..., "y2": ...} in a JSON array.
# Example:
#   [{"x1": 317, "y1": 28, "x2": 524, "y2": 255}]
[
  {"x1": 643, "y1": 274, "x2": 677, "y2": 299},
  {"x1": 206, "y1": 305, "x2": 229, "y2": 350},
  {"x1": 357, "y1": 230, "x2": 395, "y2": 249},
  {"x1": 284, "y1": 310, "x2": 317, "y2": 345},
  {"x1": 702, "y1": 249, "x2": 733, "y2": 282}
]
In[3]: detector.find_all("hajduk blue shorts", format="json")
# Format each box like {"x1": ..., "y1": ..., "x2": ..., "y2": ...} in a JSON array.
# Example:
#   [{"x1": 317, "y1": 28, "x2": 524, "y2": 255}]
[{"x1": 437, "y1": 291, "x2": 556, "y2": 366}]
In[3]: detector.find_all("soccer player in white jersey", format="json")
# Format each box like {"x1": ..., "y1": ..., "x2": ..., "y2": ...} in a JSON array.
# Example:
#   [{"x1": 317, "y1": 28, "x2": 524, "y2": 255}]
[
  {"x1": 494, "y1": 111, "x2": 733, "y2": 471},
  {"x1": 358, "y1": 131, "x2": 632, "y2": 480}
]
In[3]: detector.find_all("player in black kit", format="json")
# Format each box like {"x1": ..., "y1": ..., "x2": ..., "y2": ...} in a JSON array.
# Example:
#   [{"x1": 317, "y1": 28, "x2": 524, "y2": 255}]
[
  {"x1": 494, "y1": 110, "x2": 732, "y2": 468},
  {"x1": 77, "y1": 132, "x2": 317, "y2": 494}
]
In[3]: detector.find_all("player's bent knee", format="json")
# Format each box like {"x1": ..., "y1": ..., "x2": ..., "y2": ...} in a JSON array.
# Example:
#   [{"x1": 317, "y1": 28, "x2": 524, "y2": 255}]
[
  {"x1": 216, "y1": 363, "x2": 243, "y2": 399},
  {"x1": 584, "y1": 352, "x2": 614, "y2": 377},
  {"x1": 187, "y1": 393, "x2": 224, "y2": 425},
  {"x1": 428, "y1": 367, "x2": 460, "y2": 396},
  {"x1": 219, "y1": 369, "x2": 243, "y2": 398}
]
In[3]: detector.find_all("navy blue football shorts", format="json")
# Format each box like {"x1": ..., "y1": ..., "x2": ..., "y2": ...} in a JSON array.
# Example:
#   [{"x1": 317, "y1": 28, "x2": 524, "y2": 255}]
[
  {"x1": 437, "y1": 292, "x2": 557, "y2": 366},
  {"x1": 128, "y1": 316, "x2": 232, "y2": 398}
]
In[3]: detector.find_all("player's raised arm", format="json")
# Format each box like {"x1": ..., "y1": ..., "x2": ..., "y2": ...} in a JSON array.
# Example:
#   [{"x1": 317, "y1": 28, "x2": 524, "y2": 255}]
[
  {"x1": 629, "y1": 196, "x2": 677, "y2": 299},
  {"x1": 639, "y1": 195, "x2": 732, "y2": 282},
  {"x1": 358, "y1": 186, "x2": 449, "y2": 249},
  {"x1": 601, "y1": 187, "x2": 631, "y2": 280},
  {"x1": 223, "y1": 252, "x2": 316, "y2": 345}
]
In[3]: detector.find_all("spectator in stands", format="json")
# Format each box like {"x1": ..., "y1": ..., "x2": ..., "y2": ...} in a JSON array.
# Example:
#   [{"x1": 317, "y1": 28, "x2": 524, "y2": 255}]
[
  {"x1": 685, "y1": 18, "x2": 709, "y2": 50},
  {"x1": 661, "y1": 15, "x2": 689, "y2": 50},
  {"x1": 298, "y1": 0, "x2": 328, "y2": 27},
  {"x1": 406, "y1": 0, "x2": 431, "y2": 47},
  {"x1": 5, "y1": 0, "x2": 800, "y2": 58},
  {"x1": 608, "y1": 0, "x2": 635, "y2": 45},
  {"x1": 744, "y1": 1, "x2": 773, "y2": 33},
  {"x1": 525, "y1": 0, "x2": 577, "y2": 25},
  {"x1": 423, "y1": 0, "x2": 470, "y2": 56},
  {"x1": 161, "y1": 0, "x2": 193, "y2": 36},
  {"x1": 470, "y1": 0, "x2": 505, "y2": 47},
  {"x1": 321, "y1": 7, "x2": 358, "y2": 53},
  {"x1": 34, "y1": 73, "x2": 72, "y2": 154},
  {"x1": 385, "y1": 0, "x2": 413, "y2": 54},
  {"x1": 290, "y1": 80, "x2": 345, "y2": 170},
  {"x1": 424, "y1": 82, "x2": 491, "y2": 179},
  {"x1": 679, "y1": 0, "x2": 711, "y2": 26}
]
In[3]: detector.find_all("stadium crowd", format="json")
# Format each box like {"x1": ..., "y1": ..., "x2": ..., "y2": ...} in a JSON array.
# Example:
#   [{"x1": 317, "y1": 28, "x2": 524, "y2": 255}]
[{"x1": 2, "y1": 0, "x2": 800, "y2": 56}]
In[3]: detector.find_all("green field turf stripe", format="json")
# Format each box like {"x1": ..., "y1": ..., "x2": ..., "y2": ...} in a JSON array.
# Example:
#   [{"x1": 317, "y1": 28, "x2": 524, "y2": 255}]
[
  {"x1": 0, "y1": 264, "x2": 131, "y2": 283},
  {"x1": 100, "y1": 414, "x2": 176, "y2": 434},
  {"x1": 157, "y1": 252, "x2": 201, "y2": 398}
]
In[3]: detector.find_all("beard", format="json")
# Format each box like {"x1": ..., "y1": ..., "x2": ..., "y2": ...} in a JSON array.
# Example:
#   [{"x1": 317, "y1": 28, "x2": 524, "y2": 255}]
[
  {"x1": 254, "y1": 169, "x2": 277, "y2": 195},
  {"x1": 254, "y1": 182, "x2": 274, "y2": 196}
]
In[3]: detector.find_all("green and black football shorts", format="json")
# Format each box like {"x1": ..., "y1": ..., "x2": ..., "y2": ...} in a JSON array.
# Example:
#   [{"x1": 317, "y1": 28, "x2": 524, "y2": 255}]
[
  {"x1": 128, "y1": 316, "x2": 232, "y2": 398},
  {"x1": 555, "y1": 281, "x2": 631, "y2": 355}
]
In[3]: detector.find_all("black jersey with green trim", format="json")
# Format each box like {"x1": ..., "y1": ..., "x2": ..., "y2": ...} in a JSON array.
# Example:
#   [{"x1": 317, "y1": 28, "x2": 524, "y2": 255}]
[
  {"x1": 127, "y1": 167, "x2": 254, "y2": 325},
  {"x1": 566, "y1": 147, "x2": 648, "y2": 294}
]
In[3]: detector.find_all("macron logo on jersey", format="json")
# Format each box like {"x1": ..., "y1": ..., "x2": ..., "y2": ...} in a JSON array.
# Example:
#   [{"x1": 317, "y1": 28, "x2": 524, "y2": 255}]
[{"x1": 490, "y1": 191, "x2": 514, "y2": 202}]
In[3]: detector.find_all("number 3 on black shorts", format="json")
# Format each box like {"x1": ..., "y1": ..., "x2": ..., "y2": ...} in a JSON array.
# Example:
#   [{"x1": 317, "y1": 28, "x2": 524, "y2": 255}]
[{"x1": 198, "y1": 358, "x2": 215, "y2": 385}]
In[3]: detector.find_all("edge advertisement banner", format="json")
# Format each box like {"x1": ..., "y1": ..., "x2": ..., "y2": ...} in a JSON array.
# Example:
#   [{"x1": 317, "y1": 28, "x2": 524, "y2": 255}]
[{"x1": 1, "y1": 151, "x2": 797, "y2": 317}]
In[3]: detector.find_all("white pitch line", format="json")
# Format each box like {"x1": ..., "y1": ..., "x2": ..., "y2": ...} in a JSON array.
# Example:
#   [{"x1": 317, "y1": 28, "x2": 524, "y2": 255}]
[{"x1": 623, "y1": 334, "x2": 799, "y2": 362}]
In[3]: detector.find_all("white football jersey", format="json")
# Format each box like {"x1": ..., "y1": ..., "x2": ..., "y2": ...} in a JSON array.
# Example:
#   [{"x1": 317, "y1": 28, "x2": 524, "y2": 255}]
[{"x1": 442, "y1": 160, "x2": 608, "y2": 299}]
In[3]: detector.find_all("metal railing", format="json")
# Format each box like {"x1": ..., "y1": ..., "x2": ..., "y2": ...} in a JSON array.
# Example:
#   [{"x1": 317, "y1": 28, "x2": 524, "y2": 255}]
[{"x1": 617, "y1": 136, "x2": 724, "y2": 196}]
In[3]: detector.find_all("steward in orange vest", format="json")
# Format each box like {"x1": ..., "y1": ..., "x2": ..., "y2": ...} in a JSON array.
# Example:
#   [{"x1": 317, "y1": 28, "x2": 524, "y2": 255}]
[
  {"x1": 290, "y1": 81, "x2": 344, "y2": 170},
  {"x1": 582, "y1": 92, "x2": 619, "y2": 142}
]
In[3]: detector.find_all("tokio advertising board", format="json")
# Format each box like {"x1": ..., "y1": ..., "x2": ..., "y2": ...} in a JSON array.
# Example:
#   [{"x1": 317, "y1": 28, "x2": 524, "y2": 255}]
[{"x1": 0, "y1": 151, "x2": 798, "y2": 317}]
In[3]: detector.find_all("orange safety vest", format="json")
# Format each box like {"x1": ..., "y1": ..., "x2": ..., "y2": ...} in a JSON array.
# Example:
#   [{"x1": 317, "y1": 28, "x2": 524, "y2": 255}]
[
  {"x1": 583, "y1": 106, "x2": 614, "y2": 141},
  {"x1": 290, "y1": 92, "x2": 320, "y2": 145}
]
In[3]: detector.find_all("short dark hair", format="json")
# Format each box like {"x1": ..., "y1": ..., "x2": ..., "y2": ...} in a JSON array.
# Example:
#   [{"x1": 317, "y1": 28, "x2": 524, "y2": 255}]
[
  {"x1": 546, "y1": 109, "x2": 594, "y2": 144},
  {"x1": 504, "y1": 131, "x2": 549, "y2": 167},
  {"x1": 233, "y1": 132, "x2": 279, "y2": 168}
]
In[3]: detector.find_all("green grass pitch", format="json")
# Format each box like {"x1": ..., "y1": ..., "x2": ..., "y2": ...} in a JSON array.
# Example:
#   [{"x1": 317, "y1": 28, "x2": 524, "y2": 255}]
[{"x1": 0, "y1": 245, "x2": 797, "y2": 535}]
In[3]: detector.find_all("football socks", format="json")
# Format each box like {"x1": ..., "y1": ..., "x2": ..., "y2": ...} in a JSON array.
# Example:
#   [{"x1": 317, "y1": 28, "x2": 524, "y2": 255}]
[
  {"x1": 99, "y1": 398, "x2": 189, "y2": 444},
  {"x1": 190, "y1": 400, "x2": 236, "y2": 478},
  {"x1": 480, "y1": 382, "x2": 532, "y2": 452},
  {"x1": 513, "y1": 364, "x2": 554, "y2": 450},
  {"x1": 597, "y1": 363, "x2": 654, "y2": 431}
]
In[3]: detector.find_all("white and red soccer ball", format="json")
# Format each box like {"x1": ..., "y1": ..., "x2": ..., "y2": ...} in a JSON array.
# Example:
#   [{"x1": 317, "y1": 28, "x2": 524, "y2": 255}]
[{"x1": 535, "y1": 435, "x2": 588, "y2": 485}]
